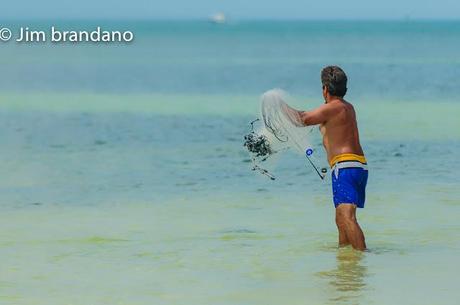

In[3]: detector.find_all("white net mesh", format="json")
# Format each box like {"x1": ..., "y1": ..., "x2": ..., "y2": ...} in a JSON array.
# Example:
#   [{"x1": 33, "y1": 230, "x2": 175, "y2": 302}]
[
  {"x1": 244, "y1": 89, "x2": 326, "y2": 180},
  {"x1": 260, "y1": 89, "x2": 314, "y2": 154}
]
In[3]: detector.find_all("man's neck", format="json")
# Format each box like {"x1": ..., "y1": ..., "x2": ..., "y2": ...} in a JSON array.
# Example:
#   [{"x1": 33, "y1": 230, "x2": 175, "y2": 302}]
[{"x1": 325, "y1": 96, "x2": 343, "y2": 104}]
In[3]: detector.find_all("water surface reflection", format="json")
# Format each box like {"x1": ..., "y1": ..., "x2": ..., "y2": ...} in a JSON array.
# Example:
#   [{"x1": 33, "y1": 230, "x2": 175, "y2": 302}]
[{"x1": 317, "y1": 247, "x2": 369, "y2": 305}]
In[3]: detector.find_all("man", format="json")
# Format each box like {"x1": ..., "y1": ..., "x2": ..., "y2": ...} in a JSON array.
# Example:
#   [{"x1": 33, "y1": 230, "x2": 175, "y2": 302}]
[{"x1": 298, "y1": 66, "x2": 368, "y2": 250}]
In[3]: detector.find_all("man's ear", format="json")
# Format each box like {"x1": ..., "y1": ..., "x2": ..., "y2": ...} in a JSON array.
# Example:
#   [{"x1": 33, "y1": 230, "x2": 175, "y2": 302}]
[{"x1": 322, "y1": 85, "x2": 328, "y2": 100}]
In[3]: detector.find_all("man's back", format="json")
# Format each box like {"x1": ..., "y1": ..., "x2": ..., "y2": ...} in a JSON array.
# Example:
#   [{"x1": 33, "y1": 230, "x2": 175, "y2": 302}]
[{"x1": 320, "y1": 99, "x2": 364, "y2": 164}]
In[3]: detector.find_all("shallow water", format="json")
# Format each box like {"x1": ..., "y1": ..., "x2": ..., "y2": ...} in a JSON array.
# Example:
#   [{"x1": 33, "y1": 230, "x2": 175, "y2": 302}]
[
  {"x1": 1, "y1": 20, "x2": 460, "y2": 305},
  {"x1": 1, "y1": 107, "x2": 459, "y2": 305}
]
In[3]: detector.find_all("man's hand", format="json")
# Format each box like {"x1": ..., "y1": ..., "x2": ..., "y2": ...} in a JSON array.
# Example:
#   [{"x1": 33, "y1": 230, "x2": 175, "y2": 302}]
[{"x1": 280, "y1": 102, "x2": 304, "y2": 127}]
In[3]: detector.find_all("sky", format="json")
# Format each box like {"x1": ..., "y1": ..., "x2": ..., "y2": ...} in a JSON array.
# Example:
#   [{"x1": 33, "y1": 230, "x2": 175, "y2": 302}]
[{"x1": 1, "y1": 0, "x2": 460, "y2": 20}]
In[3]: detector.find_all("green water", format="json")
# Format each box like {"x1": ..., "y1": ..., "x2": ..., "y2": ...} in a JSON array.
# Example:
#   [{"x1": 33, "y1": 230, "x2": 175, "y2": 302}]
[{"x1": 0, "y1": 20, "x2": 460, "y2": 305}]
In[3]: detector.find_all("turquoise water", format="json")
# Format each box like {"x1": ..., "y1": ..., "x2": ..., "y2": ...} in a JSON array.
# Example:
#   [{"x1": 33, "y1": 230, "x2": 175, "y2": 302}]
[{"x1": 0, "y1": 21, "x2": 460, "y2": 305}]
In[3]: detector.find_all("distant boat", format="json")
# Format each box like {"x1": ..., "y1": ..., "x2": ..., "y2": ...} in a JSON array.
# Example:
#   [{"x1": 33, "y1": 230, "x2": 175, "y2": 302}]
[{"x1": 209, "y1": 12, "x2": 227, "y2": 24}]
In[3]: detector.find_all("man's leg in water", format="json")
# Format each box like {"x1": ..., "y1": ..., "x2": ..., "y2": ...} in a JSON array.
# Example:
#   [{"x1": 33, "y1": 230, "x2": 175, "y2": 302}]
[
  {"x1": 335, "y1": 211, "x2": 350, "y2": 247},
  {"x1": 335, "y1": 204, "x2": 366, "y2": 250}
]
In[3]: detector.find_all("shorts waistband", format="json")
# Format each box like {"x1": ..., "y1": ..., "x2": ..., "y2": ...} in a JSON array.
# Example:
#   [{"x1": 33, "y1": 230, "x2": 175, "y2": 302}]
[
  {"x1": 329, "y1": 153, "x2": 367, "y2": 168},
  {"x1": 332, "y1": 161, "x2": 368, "y2": 171}
]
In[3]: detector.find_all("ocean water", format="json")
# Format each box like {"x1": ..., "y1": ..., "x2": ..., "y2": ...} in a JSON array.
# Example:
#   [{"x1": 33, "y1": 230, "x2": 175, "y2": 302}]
[{"x1": 0, "y1": 21, "x2": 460, "y2": 305}]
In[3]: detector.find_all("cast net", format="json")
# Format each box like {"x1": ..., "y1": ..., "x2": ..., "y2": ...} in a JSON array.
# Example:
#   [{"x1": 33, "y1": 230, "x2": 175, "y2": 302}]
[{"x1": 243, "y1": 89, "x2": 326, "y2": 180}]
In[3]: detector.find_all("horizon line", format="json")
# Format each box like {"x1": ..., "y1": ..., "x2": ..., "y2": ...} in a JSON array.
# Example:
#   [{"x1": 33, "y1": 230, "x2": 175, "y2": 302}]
[{"x1": 1, "y1": 16, "x2": 460, "y2": 22}]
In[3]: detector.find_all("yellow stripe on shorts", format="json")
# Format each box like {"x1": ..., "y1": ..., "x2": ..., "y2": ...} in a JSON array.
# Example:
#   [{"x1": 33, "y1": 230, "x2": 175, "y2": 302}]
[{"x1": 329, "y1": 153, "x2": 367, "y2": 168}]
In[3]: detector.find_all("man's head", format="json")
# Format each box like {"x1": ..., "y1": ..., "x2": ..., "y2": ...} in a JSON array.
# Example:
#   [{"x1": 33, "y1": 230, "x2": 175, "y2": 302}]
[{"x1": 321, "y1": 66, "x2": 347, "y2": 101}]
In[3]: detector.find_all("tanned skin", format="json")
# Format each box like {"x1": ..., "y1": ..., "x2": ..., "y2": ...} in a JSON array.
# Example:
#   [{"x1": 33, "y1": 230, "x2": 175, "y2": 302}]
[{"x1": 298, "y1": 86, "x2": 366, "y2": 251}]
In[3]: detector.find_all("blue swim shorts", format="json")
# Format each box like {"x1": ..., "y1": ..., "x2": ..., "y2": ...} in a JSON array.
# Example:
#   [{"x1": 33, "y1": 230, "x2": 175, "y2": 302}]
[{"x1": 331, "y1": 155, "x2": 368, "y2": 208}]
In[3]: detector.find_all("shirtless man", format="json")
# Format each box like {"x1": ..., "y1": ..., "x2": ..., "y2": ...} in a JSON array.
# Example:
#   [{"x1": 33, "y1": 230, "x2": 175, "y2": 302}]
[{"x1": 298, "y1": 66, "x2": 368, "y2": 250}]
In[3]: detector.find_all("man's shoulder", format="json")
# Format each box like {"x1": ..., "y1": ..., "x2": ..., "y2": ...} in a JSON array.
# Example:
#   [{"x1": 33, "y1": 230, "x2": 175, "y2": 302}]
[
  {"x1": 328, "y1": 99, "x2": 349, "y2": 112},
  {"x1": 342, "y1": 99, "x2": 355, "y2": 109},
  {"x1": 335, "y1": 100, "x2": 356, "y2": 114}
]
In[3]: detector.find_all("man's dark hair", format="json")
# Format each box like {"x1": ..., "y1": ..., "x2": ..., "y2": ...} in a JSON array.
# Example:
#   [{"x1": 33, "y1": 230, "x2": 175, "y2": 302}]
[{"x1": 321, "y1": 66, "x2": 348, "y2": 97}]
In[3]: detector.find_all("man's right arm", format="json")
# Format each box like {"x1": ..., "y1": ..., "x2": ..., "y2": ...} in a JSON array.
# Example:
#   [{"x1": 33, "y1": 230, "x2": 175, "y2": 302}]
[{"x1": 299, "y1": 103, "x2": 337, "y2": 126}]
